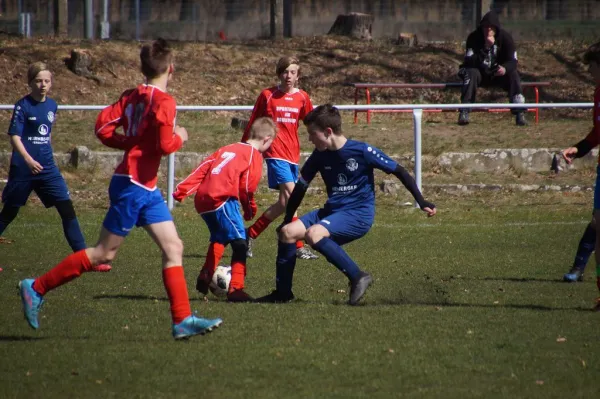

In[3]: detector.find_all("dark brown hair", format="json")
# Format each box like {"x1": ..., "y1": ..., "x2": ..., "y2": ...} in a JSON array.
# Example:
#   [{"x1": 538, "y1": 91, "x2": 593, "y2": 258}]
[
  {"x1": 275, "y1": 56, "x2": 300, "y2": 76},
  {"x1": 303, "y1": 104, "x2": 342, "y2": 135},
  {"x1": 140, "y1": 38, "x2": 173, "y2": 79}
]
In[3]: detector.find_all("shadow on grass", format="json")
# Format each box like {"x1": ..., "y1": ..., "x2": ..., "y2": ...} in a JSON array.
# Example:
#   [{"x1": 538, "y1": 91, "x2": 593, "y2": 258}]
[
  {"x1": 93, "y1": 294, "x2": 169, "y2": 301},
  {"x1": 0, "y1": 335, "x2": 47, "y2": 341},
  {"x1": 374, "y1": 298, "x2": 593, "y2": 312}
]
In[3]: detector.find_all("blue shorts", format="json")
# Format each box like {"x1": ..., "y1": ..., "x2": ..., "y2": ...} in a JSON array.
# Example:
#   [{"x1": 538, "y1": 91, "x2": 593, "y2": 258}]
[
  {"x1": 299, "y1": 207, "x2": 374, "y2": 246},
  {"x1": 595, "y1": 165, "x2": 600, "y2": 210},
  {"x1": 266, "y1": 159, "x2": 298, "y2": 189},
  {"x1": 1, "y1": 171, "x2": 70, "y2": 208},
  {"x1": 201, "y1": 198, "x2": 245, "y2": 244},
  {"x1": 102, "y1": 176, "x2": 172, "y2": 237}
]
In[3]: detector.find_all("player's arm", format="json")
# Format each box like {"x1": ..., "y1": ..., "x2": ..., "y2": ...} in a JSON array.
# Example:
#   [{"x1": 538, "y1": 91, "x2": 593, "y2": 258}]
[
  {"x1": 241, "y1": 93, "x2": 267, "y2": 143},
  {"x1": 392, "y1": 164, "x2": 436, "y2": 216},
  {"x1": 95, "y1": 90, "x2": 139, "y2": 150},
  {"x1": 499, "y1": 34, "x2": 518, "y2": 74},
  {"x1": 156, "y1": 99, "x2": 183, "y2": 155},
  {"x1": 282, "y1": 177, "x2": 309, "y2": 225},
  {"x1": 173, "y1": 157, "x2": 214, "y2": 202},
  {"x1": 462, "y1": 33, "x2": 481, "y2": 68},
  {"x1": 9, "y1": 135, "x2": 43, "y2": 174},
  {"x1": 238, "y1": 155, "x2": 262, "y2": 221},
  {"x1": 563, "y1": 127, "x2": 598, "y2": 164}
]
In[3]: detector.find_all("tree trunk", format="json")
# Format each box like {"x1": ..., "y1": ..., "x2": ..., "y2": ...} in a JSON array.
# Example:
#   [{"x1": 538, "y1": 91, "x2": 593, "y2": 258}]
[{"x1": 328, "y1": 12, "x2": 373, "y2": 40}]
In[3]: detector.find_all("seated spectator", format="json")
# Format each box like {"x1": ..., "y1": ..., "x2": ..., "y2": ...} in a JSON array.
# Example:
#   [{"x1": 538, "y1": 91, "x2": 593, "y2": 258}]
[{"x1": 457, "y1": 10, "x2": 526, "y2": 126}]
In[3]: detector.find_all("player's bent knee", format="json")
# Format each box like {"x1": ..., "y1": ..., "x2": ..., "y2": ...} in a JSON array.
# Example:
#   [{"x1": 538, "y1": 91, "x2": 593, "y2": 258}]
[
  {"x1": 305, "y1": 226, "x2": 326, "y2": 247},
  {"x1": 55, "y1": 200, "x2": 77, "y2": 220},
  {"x1": 0, "y1": 205, "x2": 19, "y2": 224}
]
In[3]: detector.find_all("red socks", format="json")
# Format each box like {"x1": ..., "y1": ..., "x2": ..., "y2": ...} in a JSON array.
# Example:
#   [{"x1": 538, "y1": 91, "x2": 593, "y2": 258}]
[
  {"x1": 33, "y1": 250, "x2": 93, "y2": 296},
  {"x1": 162, "y1": 266, "x2": 192, "y2": 324},
  {"x1": 247, "y1": 214, "x2": 272, "y2": 239},
  {"x1": 202, "y1": 242, "x2": 225, "y2": 275},
  {"x1": 229, "y1": 260, "x2": 246, "y2": 292}
]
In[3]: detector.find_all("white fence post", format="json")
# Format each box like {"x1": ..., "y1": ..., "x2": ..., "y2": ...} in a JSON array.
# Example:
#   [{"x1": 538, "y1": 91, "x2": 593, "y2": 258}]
[
  {"x1": 167, "y1": 153, "x2": 175, "y2": 210},
  {"x1": 412, "y1": 109, "x2": 422, "y2": 208}
]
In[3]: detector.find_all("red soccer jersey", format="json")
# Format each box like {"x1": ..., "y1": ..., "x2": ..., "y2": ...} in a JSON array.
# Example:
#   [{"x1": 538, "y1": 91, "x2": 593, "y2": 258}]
[
  {"x1": 241, "y1": 86, "x2": 313, "y2": 164},
  {"x1": 173, "y1": 142, "x2": 263, "y2": 216},
  {"x1": 95, "y1": 84, "x2": 182, "y2": 190}
]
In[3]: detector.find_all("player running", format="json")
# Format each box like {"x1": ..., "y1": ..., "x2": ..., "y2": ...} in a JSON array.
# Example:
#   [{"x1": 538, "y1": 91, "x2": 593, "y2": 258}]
[
  {"x1": 257, "y1": 104, "x2": 436, "y2": 305},
  {"x1": 242, "y1": 56, "x2": 319, "y2": 260},
  {"x1": 1, "y1": 62, "x2": 110, "y2": 272},
  {"x1": 18, "y1": 39, "x2": 222, "y2": 339},
  {"x1": 173, "y1": 117, "x2": 277, "y2": 302}
]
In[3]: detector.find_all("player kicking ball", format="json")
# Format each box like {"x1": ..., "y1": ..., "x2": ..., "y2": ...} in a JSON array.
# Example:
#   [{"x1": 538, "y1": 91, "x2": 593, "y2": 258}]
[
  {"x1": 173, "y1": 117, "x2": 277, "y2": 302},
  {"x1": 257, "y1": 104, "x2": 436, "y2": 305},
  {"x1": 18, "y1": 38, "x2": 222, "y2": 339}
]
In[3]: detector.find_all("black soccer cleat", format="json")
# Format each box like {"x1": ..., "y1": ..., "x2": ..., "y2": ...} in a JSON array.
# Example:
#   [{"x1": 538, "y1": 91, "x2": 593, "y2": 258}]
[
  {"x1": 515, "y1": 113, "x2": 527, "y2": 126},
  {"x1": 563, "y1": 267, "x2": 584, "y2": 283},
  {"x1": 349, "y1": 272, "x2": 373, "y2": 306},
  {"x1": 255, "y1": 290, "x2": 295, "y2": 303},
  {"x1": 196, "y1": 270, "x2": 211, "y2": 295}
]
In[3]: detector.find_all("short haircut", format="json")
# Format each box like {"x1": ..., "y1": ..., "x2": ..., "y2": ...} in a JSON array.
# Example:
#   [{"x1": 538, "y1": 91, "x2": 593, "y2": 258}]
[
  {"x1": 27, "y1": 61, "x2": 50, "y2": 83},
  {"x1": 140, "y1": 38, "x2": 173, "y2": 79},
  {"x1": 249, "y1": 117, "x2": 277, "y2": 140},
  {"x1": 583, "y1": 41, "x2": 600, "y2": 64},
  {"x1": 276, "y1": 56, "x2": 300, "y2": 76},
  {"x1": 303, "y1": 104, "x2": 342, "y2": 134}
]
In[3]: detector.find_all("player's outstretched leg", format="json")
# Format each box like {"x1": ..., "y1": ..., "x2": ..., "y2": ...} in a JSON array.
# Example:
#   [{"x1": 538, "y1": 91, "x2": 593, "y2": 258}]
[
  {"x1": 18, "y1": 279, "x2": 45, "y2": 329},
  {"x1": 227, "y1": 239, "x2": 254, "y2": 303},
  {"x1": 256, "y1": 241, "x2": 297, "y2": 303},
  {"x1": 564, "y1": 223, "x2": 595, "y2": 282},
  {"x1": 196, "y1": 242, "x2": 225, "y2": 295},
  {"x1": 348, "y1": 272, "x2": 373, "y2": 306}
]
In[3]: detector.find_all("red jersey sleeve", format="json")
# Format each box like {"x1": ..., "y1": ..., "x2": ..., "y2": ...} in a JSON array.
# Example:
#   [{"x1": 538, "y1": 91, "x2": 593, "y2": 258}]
[
  {"x1": 239, "y1": 149, "x2": 263, "y2": 220},
  {"x1": 242, "y1": 91, "x2": 268, "y2": 143},
  {"x1": 173, "y1": 154, "x2": 216, "y2": 202},
  {"x1": 299, "y1": 91, "x2": 314, "y2": 120},
  {"x1": 155, "y1": 96, "x2": 182, "y2": 155},
  {"x1": 95, "y1": 89, "x2": 139, "y2": 150}
]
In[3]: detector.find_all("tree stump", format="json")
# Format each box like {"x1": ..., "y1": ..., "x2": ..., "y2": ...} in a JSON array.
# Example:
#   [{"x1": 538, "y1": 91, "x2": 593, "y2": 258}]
[
  {"x1": 65, "y1": 49, "x2": 103, "y2": 84},
  {"x1": 328, "y1": 13, "x2": 373, "y2": 40},
  {"x1": 397, "y1": 33, "x2": 418, "y2": 47}
]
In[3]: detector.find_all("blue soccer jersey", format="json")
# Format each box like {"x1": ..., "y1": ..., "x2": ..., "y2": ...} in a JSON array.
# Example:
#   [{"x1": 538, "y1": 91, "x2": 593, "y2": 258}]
[
  {"x1": 8, "y1": 95, "x2": 58, "y2": 179},
  {"x1": 300, "y1": 140, "x2": 398, "y2": 214}
]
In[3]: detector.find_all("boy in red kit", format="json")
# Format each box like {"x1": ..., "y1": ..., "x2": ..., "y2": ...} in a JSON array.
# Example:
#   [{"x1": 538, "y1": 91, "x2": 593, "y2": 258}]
[
  {"x1": 174, "y1": 117, "x2": 277, "y2": 302},
  {"x1": 18, "y1": 39, "x2": 222, "y2": 339},
  {"x1": 560, "y1": 41, "x2": 600, "y2": 310},
  {"x1": 242, "y1": 56, "x2": 319, "y2": 260}
]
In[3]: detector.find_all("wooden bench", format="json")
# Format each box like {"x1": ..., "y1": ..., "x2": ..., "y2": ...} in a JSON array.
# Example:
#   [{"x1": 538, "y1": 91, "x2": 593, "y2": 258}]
[{"x1": 348, "y1": 82, "x2": 551, "y2": 124}]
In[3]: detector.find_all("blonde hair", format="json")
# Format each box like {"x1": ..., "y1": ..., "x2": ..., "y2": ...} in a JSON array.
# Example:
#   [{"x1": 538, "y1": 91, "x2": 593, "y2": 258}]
[
  {"x1": 275, "y1": 56, "x2": 300, "y2": 76},
  {"x1": 27, "y1": 62, "x2": 51, "y2": 83},
  {"x1": 249, "y1": 117, "x2": 277, "y2": 140}
]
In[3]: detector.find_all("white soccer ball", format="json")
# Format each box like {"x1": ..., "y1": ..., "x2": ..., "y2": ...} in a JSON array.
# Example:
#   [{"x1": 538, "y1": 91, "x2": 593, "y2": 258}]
[{"x1": 209, "y1": 265, "x2": 231, "y2": 297}]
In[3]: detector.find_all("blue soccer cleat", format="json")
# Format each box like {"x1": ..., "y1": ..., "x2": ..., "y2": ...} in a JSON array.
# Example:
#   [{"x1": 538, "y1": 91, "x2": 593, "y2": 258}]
[
  {"x1": 172, "y1": 314, "x2": 223, "y2": 340},
  {"x1": 563, "y1": 267, "x2": 584, "y2": 282},
  {"x1": 19, "y1": 279, "x2": 45, "y2": 329}
]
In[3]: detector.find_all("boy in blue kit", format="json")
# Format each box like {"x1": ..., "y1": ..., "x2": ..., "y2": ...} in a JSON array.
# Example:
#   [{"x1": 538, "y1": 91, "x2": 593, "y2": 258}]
[
  {"x1": 257, "y1": 104, "x2": 437, "y2": 305},
  {"x1": 1, "y1": 62, "x2": 109, "y2": 272}
]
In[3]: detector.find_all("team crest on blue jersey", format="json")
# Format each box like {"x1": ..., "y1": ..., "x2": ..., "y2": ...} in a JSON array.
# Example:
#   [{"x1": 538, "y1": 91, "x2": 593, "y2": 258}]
[
  {"x1": 346, "y1": 158, "x2": 358, "y2": 172},
  {"x1": 337, "y1": 173, "x2": 348, "y2": 185},
  {"x1": 38, "y1": 124, "x2": 49, "y2": 135},
  {"x1": 47, "y1": 111, "x2": 55, "y2": 123}
]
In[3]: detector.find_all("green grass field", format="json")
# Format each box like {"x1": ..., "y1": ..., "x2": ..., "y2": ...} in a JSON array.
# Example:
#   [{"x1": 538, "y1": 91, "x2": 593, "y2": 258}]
[{"x1": 1, "y1": 192, "x2": 599, "y2": 398}]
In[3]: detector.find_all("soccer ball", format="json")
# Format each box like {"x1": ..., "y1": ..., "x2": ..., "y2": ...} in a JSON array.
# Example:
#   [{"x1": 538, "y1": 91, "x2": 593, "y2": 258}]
[{"x1": 209, "y1": 265, "x2": 231, "y2": 297}]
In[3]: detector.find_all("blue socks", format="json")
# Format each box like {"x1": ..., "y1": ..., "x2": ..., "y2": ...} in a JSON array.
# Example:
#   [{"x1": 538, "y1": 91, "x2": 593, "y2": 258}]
[
  {"x1": 62, "y1": 217, "x2": 86, "y2": 252},
  {"x1": 312, "y1": 237, "x2": 360, "y2": 281},
  {"x1": 275, "y1": 242, "x2": 297, "y2": 294},
  {"x1": 574, "y1": 223, "x2": 596, "y2": 271}
]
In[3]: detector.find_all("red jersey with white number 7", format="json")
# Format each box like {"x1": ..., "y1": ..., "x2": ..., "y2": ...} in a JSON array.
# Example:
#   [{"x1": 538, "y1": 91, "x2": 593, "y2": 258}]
[
  {"x1": 241, "y1": 87, "x2": 313, "y2": 164},
  {"x1": 95, "y1": 84, "x2": 182, "y2": 190},
  {"x1": 173, "y1": 142, "x2": 263, "y2": 216}
]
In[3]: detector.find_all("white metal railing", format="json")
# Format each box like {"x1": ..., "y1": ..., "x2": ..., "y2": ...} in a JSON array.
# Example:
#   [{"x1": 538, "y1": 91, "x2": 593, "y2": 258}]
[{"x1": 1, "y1": 103, "x2": 594, "y2": 209}]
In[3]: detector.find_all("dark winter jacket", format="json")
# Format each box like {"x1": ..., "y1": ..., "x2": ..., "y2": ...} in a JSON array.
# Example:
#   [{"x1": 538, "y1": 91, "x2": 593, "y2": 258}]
[{"x1": 460, "y1": 11, "x2": 518, "y2": 75}]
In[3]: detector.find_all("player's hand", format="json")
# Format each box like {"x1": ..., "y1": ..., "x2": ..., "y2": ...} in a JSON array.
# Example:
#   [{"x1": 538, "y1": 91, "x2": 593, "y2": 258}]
[
  {"x1": 27, "y1": 159, "x2": 43, "y2": 175},
  {"x1": 494, "y1": 65, "x2": 506, "y2": 76},
  {"x1": 172, "y1": 191, "x2": 185, "y2": 202},
  {"x1": 485, "y1": 32, "x2": 495, "y2": 48},
  {"x1": 423, "y1": 207, "x2": 437, "y2": 217},
  {"x1": 561, "y1": 147, "x2": 578, "y2": 164},
  {"x1": 174, "y1": 125, "x2": 188, "y2": 143}
]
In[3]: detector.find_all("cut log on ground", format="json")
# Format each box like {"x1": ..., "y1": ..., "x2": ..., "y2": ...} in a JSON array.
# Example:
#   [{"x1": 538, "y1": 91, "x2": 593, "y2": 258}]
[{"x1": 328, "y1": 13, "x2": 373, "y2": 40}]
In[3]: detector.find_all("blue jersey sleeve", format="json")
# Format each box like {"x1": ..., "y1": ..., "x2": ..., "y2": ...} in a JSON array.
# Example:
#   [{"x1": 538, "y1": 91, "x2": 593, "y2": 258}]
[
  {"x1": 364, "y1": 144, "x2": 397, "y2": 173},
  {"x1": 8, "y1": 101, "x2": 25, "y2": 136},
  {"x1": 299, "y1": 150, "x2": 319, "y2": 185}
]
